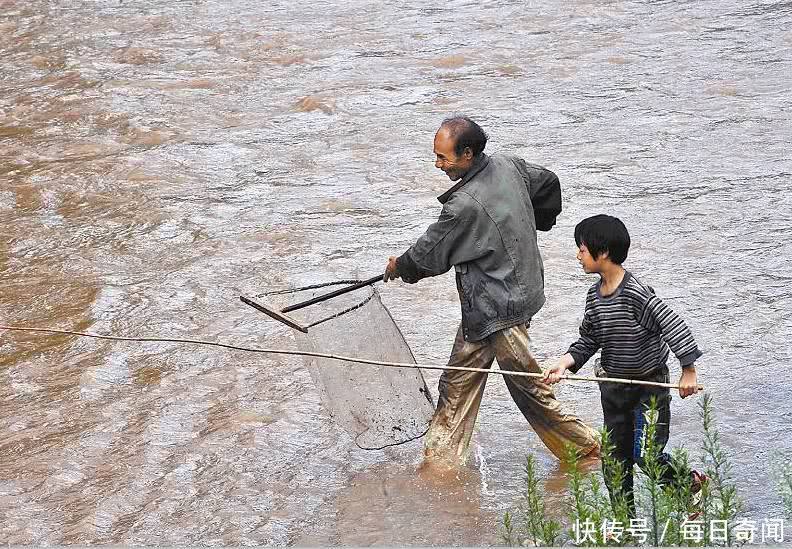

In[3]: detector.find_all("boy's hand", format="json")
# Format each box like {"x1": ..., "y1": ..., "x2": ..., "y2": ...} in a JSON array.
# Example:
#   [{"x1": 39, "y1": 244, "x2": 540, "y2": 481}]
[
  {"x1": 543, "y1": 363, "x2": 567, "y2": 384},
  {"x1": 543, "y1": 354, "x2": 575, "y2": 384},
  {"x1": 678, "y1": 365, "x2": 699, "y2": 398}
]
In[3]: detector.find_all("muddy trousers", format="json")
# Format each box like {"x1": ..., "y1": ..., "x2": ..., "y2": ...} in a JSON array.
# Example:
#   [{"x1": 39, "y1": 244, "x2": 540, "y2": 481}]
[
  {"x1": 423, "y1": 323, "x2": 600, "y2": 464},
  {"x1": 599, "y1": 367, "x2": 680, "y2": 514}
]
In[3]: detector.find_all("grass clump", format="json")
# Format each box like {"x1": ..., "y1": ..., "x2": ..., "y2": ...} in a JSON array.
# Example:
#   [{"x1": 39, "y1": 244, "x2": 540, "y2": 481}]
[
  {"x1": 500, "y1": 453, "x2": 562, "y2": 546},
  {"x1": 502, "y1": 394, "x2": 744, "y2": 547},
  {"x1": 771, "y1": 452, "x2": 792, "y2": 519},
  {"x1": 698, "y1": 392, "x2": 742, "y2": 545}
]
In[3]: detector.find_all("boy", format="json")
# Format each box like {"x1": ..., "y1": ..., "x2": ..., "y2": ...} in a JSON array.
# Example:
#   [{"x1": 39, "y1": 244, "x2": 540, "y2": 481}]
[{"x1": 543, "y1": 214, "x2": 705, "y2": 511}]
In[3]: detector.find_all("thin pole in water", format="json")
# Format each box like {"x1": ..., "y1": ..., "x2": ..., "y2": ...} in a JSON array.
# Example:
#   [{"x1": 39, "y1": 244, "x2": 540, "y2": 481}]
[{"x1": 0, "y1": 325, "x2": 704, "y2": 391}]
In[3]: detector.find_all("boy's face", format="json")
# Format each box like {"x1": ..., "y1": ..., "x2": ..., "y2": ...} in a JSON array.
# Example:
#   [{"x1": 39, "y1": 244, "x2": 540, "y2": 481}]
[{"x1": 576, "y1": 243, "x2": 604, "y2": 274}]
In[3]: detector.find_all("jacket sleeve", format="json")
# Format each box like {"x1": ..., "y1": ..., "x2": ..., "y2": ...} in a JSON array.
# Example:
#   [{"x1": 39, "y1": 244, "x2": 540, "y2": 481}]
[
  {"x1": 395, "y1": 193, "x2": 486, "y2": 284},
  {"x1": 638, "y1": 295, "x2": 703, "y2": 367},
  {"x1": 511, "y1": 157, "x2": 562, "y2": 231},
  {"x1": 566, "y1": 308, "x2": 600, "y2": 373}
]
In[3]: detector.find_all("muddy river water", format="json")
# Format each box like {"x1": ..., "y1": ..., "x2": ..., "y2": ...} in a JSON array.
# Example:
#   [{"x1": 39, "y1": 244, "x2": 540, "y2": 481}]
[{"x1": 1, "y1": 0, "x2": 791, "y2": 545}]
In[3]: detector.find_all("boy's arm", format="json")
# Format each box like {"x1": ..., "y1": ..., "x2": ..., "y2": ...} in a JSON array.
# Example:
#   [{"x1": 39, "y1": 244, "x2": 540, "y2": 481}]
[
  {"x1": 639, "y1": 295, "x2": 703, "y2": 367},
  {"x1": 566, "y1": 312, "x2": 600, "y2": 373},
  {"x1": 543, "y1": 353, "x2": 576, "y2": 384},
  {"x1": 544, "y1": 311, "x2": 600, "y2": 384},
  {"x1": 640, "y1": 295, "x2": 703, "y2": 398},
  {"x1": 678, "y1": 364, "x2": 699, "y2": 398}
]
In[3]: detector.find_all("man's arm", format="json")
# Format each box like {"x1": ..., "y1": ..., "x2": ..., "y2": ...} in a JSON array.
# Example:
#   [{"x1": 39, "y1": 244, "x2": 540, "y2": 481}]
[
  {"x1": 511, "y1": 157, "x2": 562, "y2": 231},
  {"x1": 384, "y1": 193, "x2": 486, "y2": 284}
]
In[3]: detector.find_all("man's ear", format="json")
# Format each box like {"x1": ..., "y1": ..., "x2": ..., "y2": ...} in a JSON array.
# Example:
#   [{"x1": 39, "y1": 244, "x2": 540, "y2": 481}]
[{"x1": 463, "y1": 147, "x2": 474, "y2": 160}]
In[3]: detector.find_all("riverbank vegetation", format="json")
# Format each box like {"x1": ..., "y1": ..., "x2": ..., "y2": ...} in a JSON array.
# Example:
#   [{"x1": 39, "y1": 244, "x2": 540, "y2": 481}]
[{"x1": 501, "y1": 394, "x2": 788, "y2": 546}]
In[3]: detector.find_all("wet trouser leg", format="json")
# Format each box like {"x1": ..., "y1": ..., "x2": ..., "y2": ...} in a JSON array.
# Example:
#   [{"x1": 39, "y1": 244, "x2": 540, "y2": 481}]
[
  {"x1": 600, "y1": 367, "x2": 676, "y2": 514},
  {"x1": 424, "y1": 324, "x2": 495, "y2": 464},
  {"x1": 424, "y1": 323, "x2": 600, "y2": 464},
  {"x1": 489, "y1": 324, "x2": 600, "y2": 460}
]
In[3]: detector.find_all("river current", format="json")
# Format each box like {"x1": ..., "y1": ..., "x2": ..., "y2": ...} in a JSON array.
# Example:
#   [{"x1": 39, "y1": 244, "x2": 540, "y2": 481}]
[{"x1": 1, "y1": 0, "x2": 791, "y2": 544}]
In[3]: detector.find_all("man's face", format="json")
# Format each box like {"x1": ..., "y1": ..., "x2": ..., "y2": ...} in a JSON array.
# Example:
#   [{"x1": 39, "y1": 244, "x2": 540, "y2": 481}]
[{"x1": 434, "y1": 128, "x2": 473, "y2": 181}]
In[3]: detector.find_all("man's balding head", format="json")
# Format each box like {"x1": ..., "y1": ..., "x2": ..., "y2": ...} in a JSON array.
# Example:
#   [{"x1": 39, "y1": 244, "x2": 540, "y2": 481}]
[
  {"x1": 433, "y1": 116, "x2": 488, "y2": 181},
  {"x1": 438, "y1": 116, "x2": 488, "y2": 157}
]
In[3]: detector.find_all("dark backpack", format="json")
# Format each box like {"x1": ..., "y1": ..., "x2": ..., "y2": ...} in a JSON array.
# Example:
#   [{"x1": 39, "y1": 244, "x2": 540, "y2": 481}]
[{"x1": 520, "y1": 161, "x2": 562, "y2": 231}]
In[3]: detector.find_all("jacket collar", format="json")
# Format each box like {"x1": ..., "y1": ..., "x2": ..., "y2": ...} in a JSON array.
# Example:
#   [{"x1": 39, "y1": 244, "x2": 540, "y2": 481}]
[{"x1": 437, "y1": 153, "x2": 490, "y2": 204}]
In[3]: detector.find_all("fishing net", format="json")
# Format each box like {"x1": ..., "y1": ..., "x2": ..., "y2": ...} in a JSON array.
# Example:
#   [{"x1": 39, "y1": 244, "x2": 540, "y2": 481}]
[{"x1": 257, "y1": 281, "x2": 435, "y2": 449}]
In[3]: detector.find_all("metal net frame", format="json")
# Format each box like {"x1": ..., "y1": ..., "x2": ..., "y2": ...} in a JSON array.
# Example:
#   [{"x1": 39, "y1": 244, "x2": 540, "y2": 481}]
[{"x1": 258, "y1": 280, "x2": 435, "y2": 450}]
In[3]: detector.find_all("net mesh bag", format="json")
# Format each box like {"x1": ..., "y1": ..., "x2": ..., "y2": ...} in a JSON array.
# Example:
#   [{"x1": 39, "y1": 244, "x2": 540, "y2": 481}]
[{"x1": 260, "y1": 281, "x2": 435, "y2": 449}]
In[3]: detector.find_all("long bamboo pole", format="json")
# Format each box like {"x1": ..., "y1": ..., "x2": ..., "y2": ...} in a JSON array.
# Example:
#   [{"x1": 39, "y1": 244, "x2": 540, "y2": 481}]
[{"x1": 0, "y1": 325, "x2": 703, "y2": 390}]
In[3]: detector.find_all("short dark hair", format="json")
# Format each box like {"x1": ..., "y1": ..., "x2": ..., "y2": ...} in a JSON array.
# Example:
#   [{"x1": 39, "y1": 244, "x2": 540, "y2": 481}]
[
  {"x1": 574, "y1": 214, "x2": 631, "y2": 264},
  {"x1": 440, "y1": 115, "x2": 488, "y2": 157}
]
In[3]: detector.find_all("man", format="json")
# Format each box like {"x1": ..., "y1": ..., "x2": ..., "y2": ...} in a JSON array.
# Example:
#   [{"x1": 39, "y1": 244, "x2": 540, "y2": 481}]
[{"x1": 383, "y1": 116, "x2": 600, "y2": 464}]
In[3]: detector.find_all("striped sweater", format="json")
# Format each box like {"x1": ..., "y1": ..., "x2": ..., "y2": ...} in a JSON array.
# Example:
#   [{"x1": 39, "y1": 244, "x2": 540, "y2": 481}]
[{"x1": 567, "y1": 271, "x2": 702, "y2": 378}]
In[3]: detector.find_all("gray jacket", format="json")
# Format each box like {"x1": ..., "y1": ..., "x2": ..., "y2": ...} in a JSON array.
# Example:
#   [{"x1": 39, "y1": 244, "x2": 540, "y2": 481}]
[{"x1": 396, "y1": 153, "x2": 556, "y2": 342}]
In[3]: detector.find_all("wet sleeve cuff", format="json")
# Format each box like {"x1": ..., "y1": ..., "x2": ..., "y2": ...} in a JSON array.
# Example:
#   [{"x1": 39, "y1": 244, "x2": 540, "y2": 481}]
[
  {"x1": 679, "y1": 348, "x2": 703, "y2": 368},
  {"x1": 395, "y1": 252, "x2": 428, "y2": 284},
  {"x1": 566, "y1": 351, "x2": 586, "y2": 374}
]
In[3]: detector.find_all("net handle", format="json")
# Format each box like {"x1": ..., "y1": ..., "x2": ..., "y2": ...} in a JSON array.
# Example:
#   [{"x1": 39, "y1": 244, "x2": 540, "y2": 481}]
[{"x1": 282, "y1": 274, "x2": 382, "y2": 313}]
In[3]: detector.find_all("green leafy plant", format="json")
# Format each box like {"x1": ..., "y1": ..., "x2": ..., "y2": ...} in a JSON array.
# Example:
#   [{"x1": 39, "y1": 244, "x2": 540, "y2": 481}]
[
  {"x1": 664, "y1": 448, "x2": 697, "y2": 546},
  {"x1": 780, "y1": 463, "x2": 792, "y2": 518},
  {"x1": 562, "y1": 436, "x2": 634, "y2": 547},
  {"x1": 499, "y1": 454, "x2": 563, "y2": 547},
  {"x1": 637, "y1": 398, "x2": 667, "y2": 546},
  {"x1": 501, "y1": 394, "x2": 744, "y2": 547},
  {"x1": 771, "y1": 452, "x2": 792, "y2": 519},
  {"x1": 699, "y1": 392, "x2": 742, "y2": 545}
]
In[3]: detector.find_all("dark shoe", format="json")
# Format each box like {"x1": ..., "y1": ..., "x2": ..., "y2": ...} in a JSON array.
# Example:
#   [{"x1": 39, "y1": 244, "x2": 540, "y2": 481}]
[
  {"x1": 687, "y1": 470, "x2": 709, "y2": 520},
  {"x1": 691, "y1": 470, "x2": 708, "y2": 495}
]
